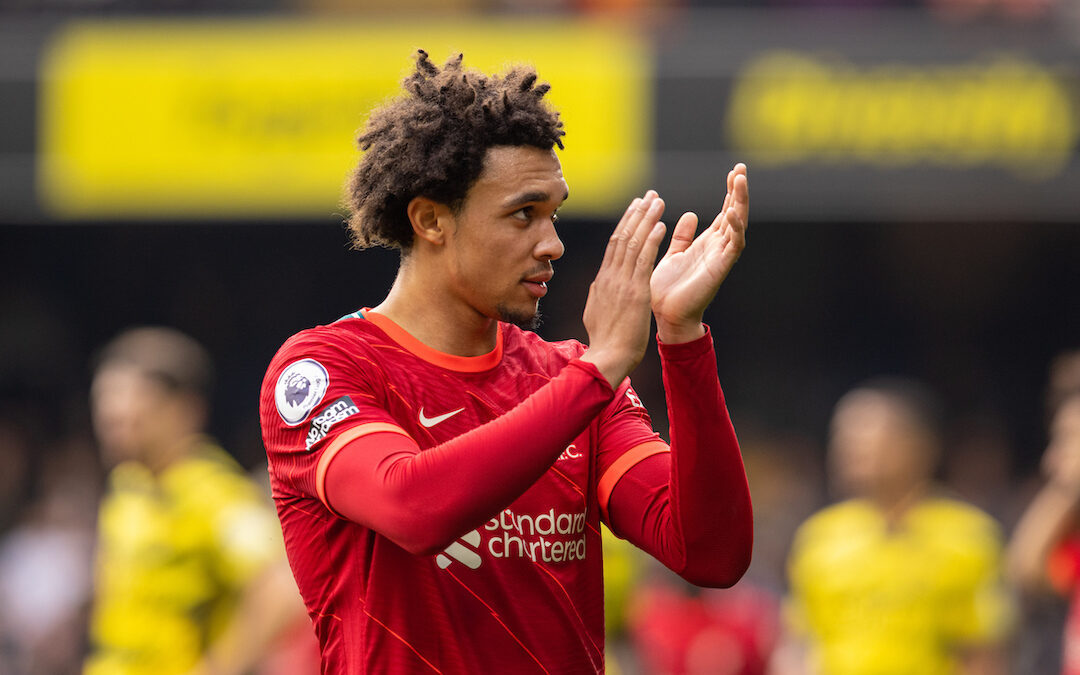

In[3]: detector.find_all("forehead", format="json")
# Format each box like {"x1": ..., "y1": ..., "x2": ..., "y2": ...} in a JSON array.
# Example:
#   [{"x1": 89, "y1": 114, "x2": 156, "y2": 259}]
[
  {"x1": 832, "y1": 391, "x2": 911, "y2": 431},
  {"x1": 91, "y1": 363, "x2": 163, "y2": 399},
  {"x1": 468, "y1": 146, "x2": 568, "y2": 203}
]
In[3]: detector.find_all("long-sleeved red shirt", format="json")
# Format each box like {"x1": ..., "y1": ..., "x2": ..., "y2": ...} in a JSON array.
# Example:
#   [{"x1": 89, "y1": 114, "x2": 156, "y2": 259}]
[{"x1": 260, "y1": 310, "x2": 752, "y2": 673}]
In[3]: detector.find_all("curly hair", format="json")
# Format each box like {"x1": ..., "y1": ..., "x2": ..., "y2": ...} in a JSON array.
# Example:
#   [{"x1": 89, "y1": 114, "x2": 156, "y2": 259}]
[{"x1": 345, "y1": 50, "x2": 565, "y2": 251}]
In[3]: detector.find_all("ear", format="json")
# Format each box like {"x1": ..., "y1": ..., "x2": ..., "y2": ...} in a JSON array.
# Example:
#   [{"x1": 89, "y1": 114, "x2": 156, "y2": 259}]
[{"x1": 407, "y1": 196, "x2": 454, "y2": 247}]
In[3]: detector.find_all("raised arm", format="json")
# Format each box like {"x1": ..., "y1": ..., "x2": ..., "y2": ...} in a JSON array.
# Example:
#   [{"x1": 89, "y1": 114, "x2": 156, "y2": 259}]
[
  {"x1": 650, "y1": 163, "x2": 748, "y2": 344},
  {"x1": 1007, "y1": 396, "x2": 1080, "y2": 593},
  {"x1": 606, "y1": 164, "x2": 753, "y2": 587}
]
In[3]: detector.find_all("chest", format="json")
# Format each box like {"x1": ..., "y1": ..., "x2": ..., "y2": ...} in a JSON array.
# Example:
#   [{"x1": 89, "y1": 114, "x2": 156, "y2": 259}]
[
  {"x1": 373, "y1": 357, "x2": 597, "y2": 515},
  {"x1": 800, "y1": 525, "x2": 977, "y2": 603}
]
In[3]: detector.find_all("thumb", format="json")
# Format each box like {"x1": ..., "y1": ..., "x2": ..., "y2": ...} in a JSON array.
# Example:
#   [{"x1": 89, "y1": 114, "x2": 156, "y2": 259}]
[{"x1": 663, "y1": 212, "x2": 698, "y2": 259}]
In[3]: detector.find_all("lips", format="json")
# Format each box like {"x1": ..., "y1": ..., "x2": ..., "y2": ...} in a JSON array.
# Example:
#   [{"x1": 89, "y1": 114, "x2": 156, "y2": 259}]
[{"x1": 522, "y1": 270, "x2": 553, "y2": 298}]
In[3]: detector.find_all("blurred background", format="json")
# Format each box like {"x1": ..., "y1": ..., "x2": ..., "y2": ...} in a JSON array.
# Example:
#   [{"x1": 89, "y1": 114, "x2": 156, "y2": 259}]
[{"x1": 1, "y1": 0, "x2": 1079, "y2": 672}]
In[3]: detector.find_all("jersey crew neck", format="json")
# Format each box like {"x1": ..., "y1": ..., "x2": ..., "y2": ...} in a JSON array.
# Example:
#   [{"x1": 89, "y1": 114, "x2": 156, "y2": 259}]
[{"x1": 359, "y1": 310, "x2": 504, "y2": 373}]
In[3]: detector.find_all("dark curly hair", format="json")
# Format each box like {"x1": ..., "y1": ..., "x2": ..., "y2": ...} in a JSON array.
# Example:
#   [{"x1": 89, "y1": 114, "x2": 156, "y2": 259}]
[{"x1": 345, "y1": 50, "x2": 565, "y2": 251}]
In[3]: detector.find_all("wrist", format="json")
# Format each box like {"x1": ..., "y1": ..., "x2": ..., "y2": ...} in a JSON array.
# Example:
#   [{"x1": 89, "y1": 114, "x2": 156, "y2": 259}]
[
  {"x1": 655, "y1": 319, "x2": 706, "y2": 345},
  {"x1": 580, "y1": 348, "x2": 633, "y2": 390}
]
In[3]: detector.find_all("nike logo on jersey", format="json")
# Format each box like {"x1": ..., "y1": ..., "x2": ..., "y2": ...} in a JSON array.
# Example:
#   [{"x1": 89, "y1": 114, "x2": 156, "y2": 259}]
[{"x1": 418, "y1": 406, "x2": 465, "y2": 428}]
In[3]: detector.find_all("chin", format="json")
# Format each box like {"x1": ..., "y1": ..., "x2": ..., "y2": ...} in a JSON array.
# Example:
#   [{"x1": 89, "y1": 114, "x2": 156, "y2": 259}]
[{"x1": 496, "y1": 303, "x2": 541, "y2": 330}]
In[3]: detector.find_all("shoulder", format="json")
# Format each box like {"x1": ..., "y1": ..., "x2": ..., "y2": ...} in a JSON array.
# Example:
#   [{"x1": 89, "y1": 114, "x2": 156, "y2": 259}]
[
  {"x1": 271, "y1": 316, "x2": 381, "y2": 366},
  {"x1": 797, "y1": 500, "x2": 878, "y2": 538},
  {"x1": 165, "y1": 440, "x2": 257, "y2": 501},
  {"x1": 910, "y1": 497, "x2": 1004, "y2": 546},
  {"x1": 263, "y1": 317, "x2": 386, "y2": 396}
]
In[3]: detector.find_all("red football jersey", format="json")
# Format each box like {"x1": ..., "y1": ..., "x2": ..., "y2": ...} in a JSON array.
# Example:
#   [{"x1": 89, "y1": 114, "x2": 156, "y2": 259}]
[{"x1": 259, "y1": 310, "x2": 666, "y2": 673}]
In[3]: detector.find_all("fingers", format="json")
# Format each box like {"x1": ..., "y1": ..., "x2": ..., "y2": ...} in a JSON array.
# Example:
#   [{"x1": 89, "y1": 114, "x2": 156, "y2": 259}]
[
  {"x1": 728, "y1": 170, "x2": 749, "y2": 238},
  {"x1": 603, "y1": 191, "x2": 662, "y2": 270},
  {"x1": 731, "y1": 164, "x2": 749, "y2": 209},
  {"x1": 612, "y1": 192, "x2": 664, "y2": 270},
  {"x1": 720, "y1": 167, "x2": 735, "y2": 215},
  {"x1": 709, "y1": 163, "x2": 749, "y2": 236},
  {"x1": 634, "y1": 221, "x2": 668, "y2": 283},
  {"x1": 600, "y1": 197, "x2": 643, "y2": 271},
  {"x1": 622, "y1": 194, "x2": 660, "y2": 268}
]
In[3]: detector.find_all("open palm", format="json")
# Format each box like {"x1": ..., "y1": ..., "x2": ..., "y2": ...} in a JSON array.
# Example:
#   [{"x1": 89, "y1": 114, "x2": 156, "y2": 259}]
[{"x1": 650, "y1": 165, "x2": 749, "y2": 337}]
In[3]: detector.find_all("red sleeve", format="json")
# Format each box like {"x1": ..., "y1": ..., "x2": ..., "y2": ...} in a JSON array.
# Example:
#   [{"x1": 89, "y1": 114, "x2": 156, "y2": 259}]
[
  {"x1": 260, "y1": 330, "x2": 400, "y2": 502},
  {"x1": 323, "y1": 360, "x2": 616, "y2": 555},
  {"x1": 594, "y1": 380, "x2": 669, "y2": 523},
  {"x1": 606, "y1": 326, "x2": 753, "y2": 588},
  {"x1": 1048, "y1": 534, "x2": 1080, "y2": 594}
]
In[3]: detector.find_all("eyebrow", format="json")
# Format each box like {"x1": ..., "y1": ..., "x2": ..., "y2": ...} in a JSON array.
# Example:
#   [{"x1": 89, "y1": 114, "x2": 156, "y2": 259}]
[{"x1": 502, "y1": 189, "x2": 569, "y2": 209}]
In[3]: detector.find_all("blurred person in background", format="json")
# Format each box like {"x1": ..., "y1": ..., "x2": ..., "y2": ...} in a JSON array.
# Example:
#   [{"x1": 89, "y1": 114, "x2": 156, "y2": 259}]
[
  {"x1": 0, "y1": 414, "x2": 100, "y2": 675},
  {"x1": 1007, "y1": 349, "x2": 1080, "y2": 675},
  {"x1": 85, "y1": 326, "x2": 315, "y2": 675},
  {"x1": 618, "y1": 431, "x2": 818, "y2": 675},
  {"x1": 772, "y1": 379, "x2": 1013, "y2": 675},
  {"x1": 260, "y1": 50, "x2": 753, "y2": 673},
  {"x1": 627, "y1": 573, "x2": 780, "y2": 675}
]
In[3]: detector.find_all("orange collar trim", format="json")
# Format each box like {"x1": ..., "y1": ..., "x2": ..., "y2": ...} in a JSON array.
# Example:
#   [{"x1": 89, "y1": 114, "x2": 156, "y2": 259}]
[{"x1": 363, "y1": 310, "x2": 503, "y2": 373}]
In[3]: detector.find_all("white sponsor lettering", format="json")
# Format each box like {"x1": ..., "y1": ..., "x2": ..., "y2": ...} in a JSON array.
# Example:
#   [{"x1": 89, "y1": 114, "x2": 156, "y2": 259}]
[
  {"x1": 305, "y1": 396, "x2": 360, "y2": 450},
  {"x1": 557, "y1": 444, "x2": 582, "y2": 461},
  {"x1": 483, "y1": 507, "x2": 588, "y2": 565}
]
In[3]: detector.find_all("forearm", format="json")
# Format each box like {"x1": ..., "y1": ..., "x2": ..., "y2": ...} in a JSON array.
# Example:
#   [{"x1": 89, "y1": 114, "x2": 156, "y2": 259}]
[
  {"x1": 325, "y1": 360, "x2": 615, "y2": 554},
  {"x1": 608, "y1": 328, "x2": 753, "y2": 587},
  {"x1": 660, "y1": 328, "x2": 753, "y2": 585}
]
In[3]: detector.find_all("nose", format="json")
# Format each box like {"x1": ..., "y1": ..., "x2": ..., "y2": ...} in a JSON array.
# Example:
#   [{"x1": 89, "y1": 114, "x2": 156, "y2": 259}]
[{"x1": 535, "y1": 218, "x2": 564, "y2": 261}]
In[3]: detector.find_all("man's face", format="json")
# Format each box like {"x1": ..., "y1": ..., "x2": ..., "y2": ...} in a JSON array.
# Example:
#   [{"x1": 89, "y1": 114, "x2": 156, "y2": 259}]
[
  {"x1": 90, "y1": 364, "x2": 174, "y2": 467},
  {"x1": 828, "y1": 390, "x2": 935, "y2": 499},
  {"x1": 443, "y1": 145, "x2": 568, "y2": 328}
]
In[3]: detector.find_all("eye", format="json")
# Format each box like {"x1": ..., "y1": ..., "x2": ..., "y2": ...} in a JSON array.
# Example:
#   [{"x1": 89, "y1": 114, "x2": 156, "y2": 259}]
[{"x1": 511, "y1": 207, "x2": 532, "y2": 222}]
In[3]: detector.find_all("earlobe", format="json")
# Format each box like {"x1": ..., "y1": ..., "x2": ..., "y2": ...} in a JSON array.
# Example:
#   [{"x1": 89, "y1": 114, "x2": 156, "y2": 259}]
[{"x1": 407, "y1": 197, "x2": 452, "y2": 246}]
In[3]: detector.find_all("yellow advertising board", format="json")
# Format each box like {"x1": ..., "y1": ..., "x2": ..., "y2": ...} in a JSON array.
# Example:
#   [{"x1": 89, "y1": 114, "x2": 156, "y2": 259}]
[
  {"x1": 39, "y1": 19, "x2": 651, "y2": 219},
  {"x1": 726, "y1": 51, "x2": 1077, "y2": 179}
]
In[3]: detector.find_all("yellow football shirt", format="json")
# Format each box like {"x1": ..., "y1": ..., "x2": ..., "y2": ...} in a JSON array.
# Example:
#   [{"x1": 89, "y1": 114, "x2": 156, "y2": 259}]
[
  {"x1": 785, "y1": 497, "x2": 1012, "y2": 675},
  {"x1": 85, "y1": 439, "x2": 283, "y2": 675}
]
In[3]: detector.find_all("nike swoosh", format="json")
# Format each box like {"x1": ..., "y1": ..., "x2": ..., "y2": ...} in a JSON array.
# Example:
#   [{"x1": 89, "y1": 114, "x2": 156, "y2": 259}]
[{"x1": 418, "y1": 406, "x2": 465, "y2": 428}]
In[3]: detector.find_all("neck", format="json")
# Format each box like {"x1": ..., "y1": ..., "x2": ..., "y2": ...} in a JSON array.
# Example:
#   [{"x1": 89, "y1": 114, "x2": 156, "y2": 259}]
[
  {"x1": 143, "y1": 432, "x2": 200, "y2": 475},
  {"x1": 373, "y1": 260, "x2": 499, "y2": 357},
  {"x1": 872, "y1": 480, "x2": 930, "y2": 530}
]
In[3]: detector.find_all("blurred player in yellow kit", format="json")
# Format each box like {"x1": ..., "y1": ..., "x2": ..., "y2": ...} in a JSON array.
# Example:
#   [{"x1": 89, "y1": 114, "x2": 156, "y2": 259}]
[
  {"x1": 84, "y1": 327, "x2": 314, "y2": 675},
  {"x1": 774, "y1": 379, "x2": 1013, "y2": 675}
]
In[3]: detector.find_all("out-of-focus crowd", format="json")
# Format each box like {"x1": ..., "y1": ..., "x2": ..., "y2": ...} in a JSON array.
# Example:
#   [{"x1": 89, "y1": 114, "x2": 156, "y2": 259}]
[
  {"x1": 603, "y1": 350, "x2": 1080, "y2": 675},
  {"x1": 2, "y1": 319, "x2": 1080, "y2": 674}
]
